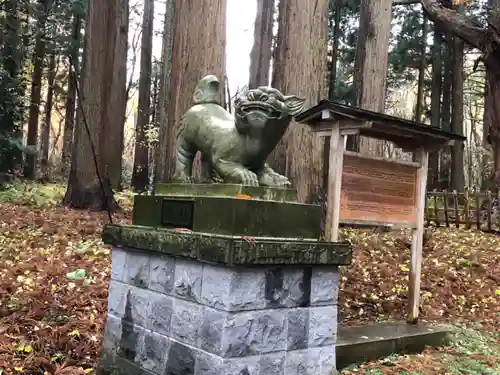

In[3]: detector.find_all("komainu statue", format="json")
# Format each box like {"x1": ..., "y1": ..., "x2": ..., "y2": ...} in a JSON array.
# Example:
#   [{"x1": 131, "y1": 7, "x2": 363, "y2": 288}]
[{"x1": 172, "y1": 75, "x2": 306, "y2": 187}]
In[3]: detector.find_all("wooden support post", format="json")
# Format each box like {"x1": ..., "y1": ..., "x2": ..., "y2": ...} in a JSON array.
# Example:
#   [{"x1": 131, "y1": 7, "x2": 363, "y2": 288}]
[
  {"x1": 325, "y1": 123, "x2": 346, "y2": 242},
  {"x1": 408, "y1": 147, "x2": 429, "y2": 324}
]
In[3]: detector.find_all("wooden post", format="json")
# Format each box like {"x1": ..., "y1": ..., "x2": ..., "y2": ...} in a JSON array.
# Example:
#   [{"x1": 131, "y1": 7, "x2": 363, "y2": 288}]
[
  {"x1": 433, "y1": 193, "x2": 439, "y2": 226},
  {"x1": 464, "y1": 187, "x2": 470, "y2": 229},
  {"x1": 453, "y1": 190, "x2": 459, "y2": 228},
  {"x1": 443, "y1": 189, "x2": 449, "y2": 227},
  {"x1": 408, "y1": 147, "x2": 428, "y2": 323},
  {"x1": 324, "y1": 123, "x2": 346, "y2": 242},
  {"x1": 475, "y1": 188, "x2": 480, "y2": 229},
  {"x1": 487, "y1": 190, "x2": 492, "y2": 231}
]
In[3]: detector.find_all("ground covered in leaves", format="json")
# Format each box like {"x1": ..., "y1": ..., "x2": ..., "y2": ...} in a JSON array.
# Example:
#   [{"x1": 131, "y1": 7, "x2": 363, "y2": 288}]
[{"x1": 0, "y1": 182, "x2": 499, "y2": 374}]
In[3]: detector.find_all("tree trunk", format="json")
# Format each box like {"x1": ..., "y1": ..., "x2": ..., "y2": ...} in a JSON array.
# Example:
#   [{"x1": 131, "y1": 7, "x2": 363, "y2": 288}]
[
  {"x1": 0, "y1": 0, "x2": 22, "y2": 174},
  {"x1": 164, "y1": 0, "x2": 227, "y2": 181},
  {"x1": 151, "y1": 64, "x2": 160, "y2": 125},
  {"x1": 488, "y1": 2, "x2": 500, "y2": 184},
  {"x1": 150, "y1": 64, "x2": 160, "y2": 183},
  {"x1": 420, "y1": 0, "x2": 500, "y2": 183},
  {"x1": 428, "y1": 24, "x2": 442, "y2": 189},
  {"x1": 450, "y1": 7, "x2": 465, "y2": 191},
  {"x1": 270, "y1": 0, "x2": 329, "y2": 202},
  {"x1": 482, "y1": 69, "x2": 491, "y2": 189},
  {"x1": 24, "y1": 0, "x2": 53, "y2": 179},
  {"x1": 441, "y1": 35, "x2": 452, "y2": 132},
  {"x1": 415, "y1": 14, "x2": 428, "y2": 122},
  {"x1": 484, "y1": 71, "x2": 492, "y2": 149},
  {"x1": 348, "y1": 0, "x2": 392, "y2": 155},
  {"x1": 439, "y1": 34, "x2": 452, "y2": 188},
  {"x1": 61, "y1": 13, "x2": 82, "y2": 177},
  {"x1": 487, "y1": 72, "x2": 500, "y2": 181},
  {"x1": 324, "y1": 0, "x2": 342, "y2": 188},
  {"x1": 155, "y1": 0, "x2": 175, "y2": 183},
  {"x1": 40, "y1": 52, "x2": 56, "y2": 180},
  {"x1": 485, "y1": 0, "x2": 499, "y2": 183},
  {"x1": 328, "y1": 0, "x2": 342, "y2": 101},
  {"x1": 62, "y1": 0, "x2": 125, "y2": 211},
  {"x1": 248, "y1": 0, "x2": 274, "y2": 88},
  {"x1": 131, "y1": 0, "x2": 154, "y2": 192},
  {"x1": 104, "y1": 0, "x2": 128, "y2": 190},
  {"x1": 0, "y1": 6, "x2": 4, "y2": 49}
]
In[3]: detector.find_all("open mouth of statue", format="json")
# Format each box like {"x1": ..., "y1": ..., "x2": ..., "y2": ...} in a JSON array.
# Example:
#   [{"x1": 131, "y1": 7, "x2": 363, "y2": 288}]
[{"x1": 239, "y1": 102, "x2": 281, "y2": 118}]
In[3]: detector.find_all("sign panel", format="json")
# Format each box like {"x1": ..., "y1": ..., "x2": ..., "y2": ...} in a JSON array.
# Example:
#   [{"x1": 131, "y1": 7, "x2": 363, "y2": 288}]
[
  {"x1": 161, "y1": 199, "x2": 195, "y2": 228},
  {"x1": 340, "y1": 154, "x2": 418, "y2": 226}
]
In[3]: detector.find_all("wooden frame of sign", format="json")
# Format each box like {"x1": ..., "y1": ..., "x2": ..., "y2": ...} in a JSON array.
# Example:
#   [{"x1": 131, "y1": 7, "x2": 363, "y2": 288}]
[{"x1": 295, "y1": 100, "x2": 466, "y2": 323}]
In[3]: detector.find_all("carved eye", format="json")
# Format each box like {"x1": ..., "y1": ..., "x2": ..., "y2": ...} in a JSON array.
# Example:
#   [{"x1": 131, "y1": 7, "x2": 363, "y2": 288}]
[{"x1": 260, "y1": 94, "x2": 269, "y2": 102}]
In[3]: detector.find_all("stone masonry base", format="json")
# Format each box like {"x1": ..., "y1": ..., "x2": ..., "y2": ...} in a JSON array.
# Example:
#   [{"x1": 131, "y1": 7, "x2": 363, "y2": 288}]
[{"x1": 98, "y1": 246, "x2": 340, "y2": 375}]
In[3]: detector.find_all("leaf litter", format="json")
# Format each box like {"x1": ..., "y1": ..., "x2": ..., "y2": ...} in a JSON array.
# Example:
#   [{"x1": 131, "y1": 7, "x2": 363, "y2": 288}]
[
  {"x1": 0, "y1": 200, "x2": 130, "y2": 374},
  {"x1": 0, "y1": 186, "x2": 499, "y2": 374}
]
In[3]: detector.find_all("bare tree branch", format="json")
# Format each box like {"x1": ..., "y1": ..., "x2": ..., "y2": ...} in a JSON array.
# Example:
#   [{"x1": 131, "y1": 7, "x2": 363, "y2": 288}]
[{"x1": 420, "y1": 0, "x2": 487, "y2": 51}]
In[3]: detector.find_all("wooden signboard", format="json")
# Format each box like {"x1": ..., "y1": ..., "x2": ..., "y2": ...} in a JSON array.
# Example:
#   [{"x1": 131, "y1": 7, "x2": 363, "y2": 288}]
[
  {"x1": 340, "y1": 153, "x2": 418, "y2": 226},
  {"x1": 296, "y1": 102, "x2": 462, "y2": 324}
]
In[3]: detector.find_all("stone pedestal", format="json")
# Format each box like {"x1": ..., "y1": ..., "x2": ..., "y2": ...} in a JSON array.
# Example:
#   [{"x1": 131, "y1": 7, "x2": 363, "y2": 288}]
[{"x1": 98, "y1": 225, "x2": 351, "y2": 375}]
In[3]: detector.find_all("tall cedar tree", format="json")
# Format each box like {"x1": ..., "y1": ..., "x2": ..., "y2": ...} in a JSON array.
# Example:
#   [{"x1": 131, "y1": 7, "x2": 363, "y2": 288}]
[
  {"x1": 62, "y1": 0, "x2": 128, "y2": 210},
  {"x1": 0, "y1": 0, "x2": 23, "y2": 175},
  {"x1": 420, "y1": 0, "x2": 500, "y2": 183},
  {"x1": 450, "y1": 4, "x2": 465, "y2": 190},
  {"x1": 415, "y1": 14, "x2": 428, "y2": 123},
  {"x1": 131, "y1": 0, "x2": 154, "y2": 191},
  {"x1": 40, "y1": 52, "x2": 57, "y2": 179},
  {"x1": 24, "y1": 0, "x2": 53, "y2": 179},
  {"x1": 107, "y1": 0, "x2": 129, "y2": 189},
  {"x1": 155, "y1": 0, "x2": 175, "y2": 183},
  {"x1": 163, "y1": 0, "x2": 227, "y2": 181},
  {"x1": 61, "y1": 13, "x2": 83, "y2": 176},
  {"x1": 249, "y1": 0, "x2": 274, "y2": 89},
  {"x1": 428, "y1": 22, "x2": 442, "y2": 188},
  {"x1": 154, "y1": 0, "x2": 175, "y2": 182},
  {"x1": 347, "y1": 0, "x2": 392, "y2": 154},
  {"x1": 270, "y1": 0, "x2": 329, "y2": 202}
]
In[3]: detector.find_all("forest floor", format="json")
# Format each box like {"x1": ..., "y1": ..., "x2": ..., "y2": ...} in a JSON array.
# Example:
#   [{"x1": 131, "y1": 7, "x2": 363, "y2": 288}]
[{"x1": 0, "y1": 182, "x2": 499, "y2": 374}]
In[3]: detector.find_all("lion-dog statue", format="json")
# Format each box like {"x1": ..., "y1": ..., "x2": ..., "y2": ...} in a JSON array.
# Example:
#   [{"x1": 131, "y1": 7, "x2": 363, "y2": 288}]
[{"x1": 172, "y1": 75, "x2": 306, "y2": 187}]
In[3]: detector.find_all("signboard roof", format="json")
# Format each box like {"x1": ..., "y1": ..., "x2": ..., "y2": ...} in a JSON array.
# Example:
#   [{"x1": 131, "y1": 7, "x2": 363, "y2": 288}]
[{"x1": 295, "y1": 100, "x2": 466, "y2": 150}]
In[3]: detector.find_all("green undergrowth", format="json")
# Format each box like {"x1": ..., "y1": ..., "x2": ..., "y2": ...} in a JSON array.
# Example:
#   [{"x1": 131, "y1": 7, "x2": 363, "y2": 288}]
[
  {"x1": 0, "y1": 180, "x2": 65, "y2": 207},
  {"x1": 0, "y1": 180, "x2": 135, "y2": 209}
]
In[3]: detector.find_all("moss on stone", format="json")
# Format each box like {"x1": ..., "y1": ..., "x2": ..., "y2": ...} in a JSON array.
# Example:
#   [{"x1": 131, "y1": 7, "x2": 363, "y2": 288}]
[{"x1": 102, "y1": 224, "x2": 352, "y2": 266}]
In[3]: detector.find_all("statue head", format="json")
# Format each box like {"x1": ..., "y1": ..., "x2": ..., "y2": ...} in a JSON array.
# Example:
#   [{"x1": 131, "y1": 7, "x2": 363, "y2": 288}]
[
  {"x1": 193, "y1": 75, "x2": 221, "y2": 105},
  {"x1": 233, "y1": 87, "x2": 306, "y2": 134}
]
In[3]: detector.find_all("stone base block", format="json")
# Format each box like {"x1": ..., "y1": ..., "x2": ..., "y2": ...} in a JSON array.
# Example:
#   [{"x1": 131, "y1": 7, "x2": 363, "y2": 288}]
[
  {"x1": 132, "y1": 195, "x2": 323, "y2": 238},
  {"x1": 98, "y1": 246, "x2": 341, "y2": 375},
  {"x1": 99, "y1": 316, "x2": 336, "y2": 375}
]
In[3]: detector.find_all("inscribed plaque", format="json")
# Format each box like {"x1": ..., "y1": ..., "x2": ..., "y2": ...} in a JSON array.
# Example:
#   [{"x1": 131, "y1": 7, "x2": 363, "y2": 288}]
[
  {"x1": 340, "y1": 154, "x2": 418, "y2": 226},
  {"x1": 161, "y1": 199, "x2": 195, "y2": 228}
]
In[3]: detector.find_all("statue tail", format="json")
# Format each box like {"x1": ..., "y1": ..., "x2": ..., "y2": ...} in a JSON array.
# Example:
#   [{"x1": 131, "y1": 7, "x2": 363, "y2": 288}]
[{"x1": 172, "y1": 115, "x2": 195, "y2": 181}]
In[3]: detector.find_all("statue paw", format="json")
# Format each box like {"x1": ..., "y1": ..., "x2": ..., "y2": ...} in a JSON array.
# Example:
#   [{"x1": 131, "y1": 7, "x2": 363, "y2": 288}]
[
  {"x1": 239, "y1": 169, "x2": 259, "y2": 186},
  {"x1": 176, "y1": 176, "x2": 195, "y2": 184},
  {"x1": 273, "y1": 175, "x2": 291, "y2": 187},
  {"x1": 259, "y1": 172, "x2": 291, "y2": 187},
  {"x1": 173, "y1": 170, "x2": 196, "y2": 184}
]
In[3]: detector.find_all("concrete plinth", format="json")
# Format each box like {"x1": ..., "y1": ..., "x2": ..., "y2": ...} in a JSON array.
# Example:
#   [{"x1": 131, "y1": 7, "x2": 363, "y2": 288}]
[
  {"x1": 336, "y1": 322, "x2": 450, "y2": 369},
  {"x1": 97, "y1": 226, "x2": 349, "y2": 375}
]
